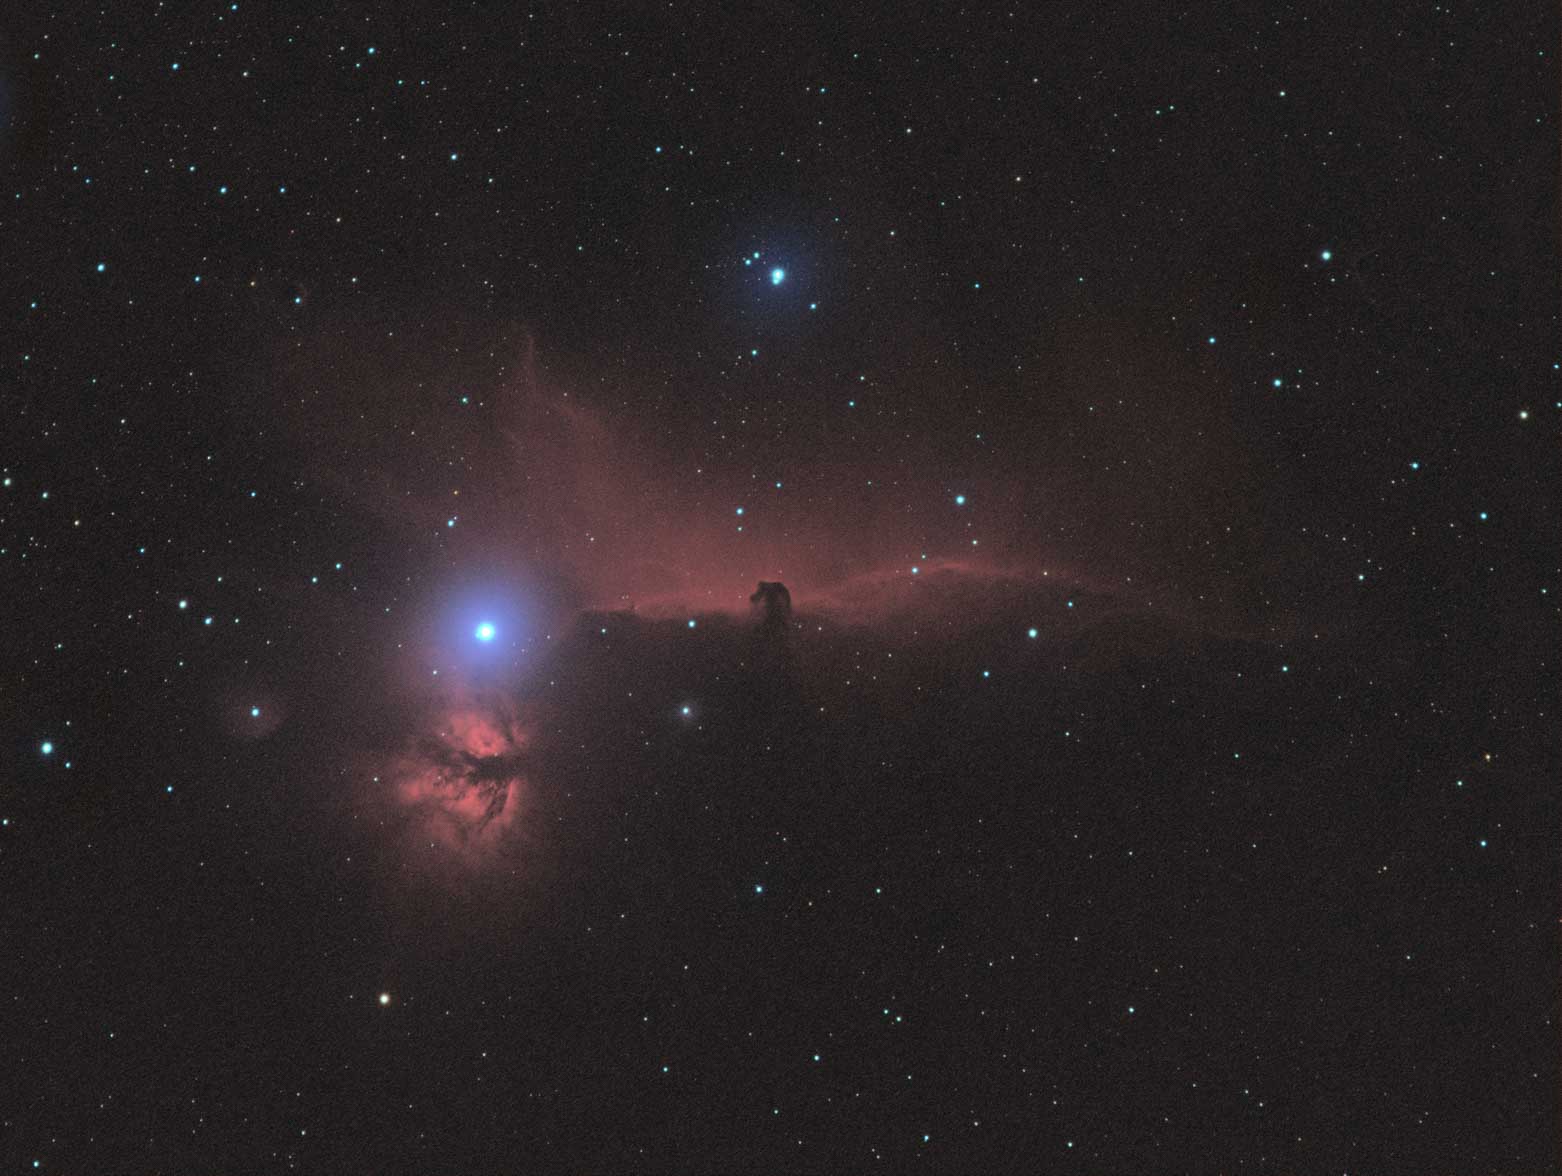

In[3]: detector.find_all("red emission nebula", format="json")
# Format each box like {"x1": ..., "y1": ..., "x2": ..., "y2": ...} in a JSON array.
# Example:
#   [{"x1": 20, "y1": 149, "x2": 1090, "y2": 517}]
[
  {"x1": 268, "y1": 323, "x2": 1253, "y2": 870},
  {"x1": 386, "y1": 689, "x2": 530, "y2": 860}
]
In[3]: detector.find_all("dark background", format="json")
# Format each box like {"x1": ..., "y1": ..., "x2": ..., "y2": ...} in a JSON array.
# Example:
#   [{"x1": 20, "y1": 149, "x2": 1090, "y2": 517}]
[{"x1": 2, "y1": 3, "x2": 1557, "y2": 1172}]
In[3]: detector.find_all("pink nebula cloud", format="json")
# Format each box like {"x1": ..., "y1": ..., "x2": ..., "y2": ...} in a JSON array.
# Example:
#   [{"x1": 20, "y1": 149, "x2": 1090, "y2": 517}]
[{"x1": 388, "y1": 689, "x2": 529, "y2": 859}]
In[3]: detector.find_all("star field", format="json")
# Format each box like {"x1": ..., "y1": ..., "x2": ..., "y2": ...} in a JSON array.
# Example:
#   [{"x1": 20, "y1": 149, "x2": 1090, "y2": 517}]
[{"x1": 1, "y1": 4, "x2": 1557, "y2": 1173}]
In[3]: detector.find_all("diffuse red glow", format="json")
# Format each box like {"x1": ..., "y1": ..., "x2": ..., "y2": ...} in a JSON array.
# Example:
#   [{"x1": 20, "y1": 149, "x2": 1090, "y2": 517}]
[{"x1": 389, "y1": 694, "x2": 529, "y2": 857}]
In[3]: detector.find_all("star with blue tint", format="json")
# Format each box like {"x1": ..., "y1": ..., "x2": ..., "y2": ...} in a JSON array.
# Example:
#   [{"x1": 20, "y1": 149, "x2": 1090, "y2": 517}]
[
  {"x1": 475, "y1": 622, "x2": 496, "y2": 642},
  {"x1": 770, "y1": 267, "x2": 785, "y2": 285}
]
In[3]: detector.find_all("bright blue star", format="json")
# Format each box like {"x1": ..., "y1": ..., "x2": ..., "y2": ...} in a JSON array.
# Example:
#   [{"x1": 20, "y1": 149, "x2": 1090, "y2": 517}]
[
  {"x1": 96, "y1": 263, "x2": 105, "y2": 273},
  {"x1": 475, "y1": 622, "x2": 496, "y2": 642},
  {"x1": 687, "y1": 618, "x2": 697, "y2": 629},
  {"x1": 40, "y1": 741, "x2": 53, "y2": 756},
  {"x1": 1027, "y1": 628, "x2": 1038, "y2": 639},
  {"x1": 251, "y1": 706, "x2": 261, "y2": 718},
  {"x1": 954, "y1": 494, "x2": 966, "y2": 505},
  {"x1": 770, "y1": 267, "x2": 785, "y2": 285},
  {"x1": 754, "y1": 884, "x2": 764, "y2": 894},
  {"x1": 1320, "y1": 249, "x2": 1332, "y2": 262}
]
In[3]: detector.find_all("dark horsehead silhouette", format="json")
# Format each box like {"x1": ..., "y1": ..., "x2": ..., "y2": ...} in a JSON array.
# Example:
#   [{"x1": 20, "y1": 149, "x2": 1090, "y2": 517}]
[{"x1": 749, "y1": 581, "x2": 792, "y2": 631}]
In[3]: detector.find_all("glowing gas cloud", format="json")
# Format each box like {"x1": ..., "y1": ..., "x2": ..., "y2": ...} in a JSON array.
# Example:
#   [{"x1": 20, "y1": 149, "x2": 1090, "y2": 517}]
[
  {"x1": 387, "y1": 687, "x2": 530, "y2": 858},
  {"x1": 265, "y1": 320, "x2": 1269, "y2": 874}
]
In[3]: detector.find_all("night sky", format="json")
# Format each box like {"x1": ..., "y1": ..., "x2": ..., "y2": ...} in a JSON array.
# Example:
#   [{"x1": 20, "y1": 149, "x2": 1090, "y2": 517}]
[{"x1": 3, "y1": 4, "x2": 1557, "y2": 1172}]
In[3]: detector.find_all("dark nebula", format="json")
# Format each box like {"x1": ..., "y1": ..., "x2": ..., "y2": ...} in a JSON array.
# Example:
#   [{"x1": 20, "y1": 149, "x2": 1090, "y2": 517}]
[{"x1": 2, "y1": 5, "x2": 1553, "y2": 1174}]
